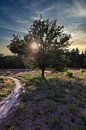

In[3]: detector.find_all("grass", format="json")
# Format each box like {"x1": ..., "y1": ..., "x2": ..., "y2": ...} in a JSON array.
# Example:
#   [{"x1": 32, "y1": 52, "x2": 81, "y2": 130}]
[
  {"x1": 68, "y1": 104, "x2": 79, "y2": 113},
  {"x1": 21, "y1": 92, "x2": 31, "y2": 102},
  {"x1": 16, "y1": 71, "x2": 41, "y2": 84},
  {"x1": 48, "y1": 117, "x2": 60, "y2": 129},
  {"x1": 2, "y1": 69, "x2": 86, "y2": 130},
  {"x1": 0, "y1": 76, "x2": 14, "y2": 100},
  {"x1": 80, "y1": 112, "x2": 86, "y2": 124}
]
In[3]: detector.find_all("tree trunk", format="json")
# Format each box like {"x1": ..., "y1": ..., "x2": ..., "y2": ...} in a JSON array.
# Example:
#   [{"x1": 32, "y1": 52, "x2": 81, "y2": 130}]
[{"x1": 41, "y1": 69, "x2": 45, "y2": 78}]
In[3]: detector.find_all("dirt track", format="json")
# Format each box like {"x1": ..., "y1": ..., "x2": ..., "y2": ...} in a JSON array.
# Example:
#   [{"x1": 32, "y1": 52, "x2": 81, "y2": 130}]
[{"x1": 0, "y1": 77, "x2": 22, "y2": 124}]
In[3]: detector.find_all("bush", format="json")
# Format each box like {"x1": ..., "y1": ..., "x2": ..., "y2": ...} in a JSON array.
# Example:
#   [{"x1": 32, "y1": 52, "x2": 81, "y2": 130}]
[
  {"x1": 21, "y1": 92, "x2": 30, "y2": 102},
  {"x1": 80, "y1": 112, "x2": 86, "y2": 123},
  {"x1": 66, "y1": 71, "x2": 73, "y2": 78},
  {"x1": 80, "y1": 69, "x2": 86, "y2": 73},
  {"x1": 48, "y1": 117, "x2": 60, "y2": 129},
  {"x1": 68, "y1": 104, "x2": 79, "y2": 113}
]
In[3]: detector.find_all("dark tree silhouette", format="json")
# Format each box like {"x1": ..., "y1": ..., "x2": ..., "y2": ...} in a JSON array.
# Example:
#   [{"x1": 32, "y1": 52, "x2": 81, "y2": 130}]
[
  {"x1": 8, "y1": 16, "x2": 71, "y2": 78},
  {"x1": 24, "y1": 16, "x2": 71, "y2": 77},
  {"x1": 8, "y1": 34, "x2": 26, "y2": 55}
]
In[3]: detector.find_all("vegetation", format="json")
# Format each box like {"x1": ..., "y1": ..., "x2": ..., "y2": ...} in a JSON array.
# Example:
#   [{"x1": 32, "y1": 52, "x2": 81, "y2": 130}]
[
  {"x1": 8, "y1": 16, "x2": 71, "y2": 78},
  {"x1": 0, "y1": 15, "x2": 86, "y2": 130},
  {"x1": 66, "y1": 71, "x2": 73, "y2": 78},
  {"x1": 0, "y1": 76, "x2": 14, "y2": 100},
  {"x1": 48, "y1": 116, "x2": 60, "y2": 129},
  {"x1": 0, "y1": 47, "x2": 86, "y2": 70},
  {"x1": 80, "y1": 112, "x2": 86, "y2": 124},
  {"x1": 0, "y1": 55, "x2": 25, "y2": 69},
  {"x1": 68, "y1": 48, "x2": 86, "y2": 68},
  {"x1": 2, "y1": 70, "x2": 86, "y2": 130}
]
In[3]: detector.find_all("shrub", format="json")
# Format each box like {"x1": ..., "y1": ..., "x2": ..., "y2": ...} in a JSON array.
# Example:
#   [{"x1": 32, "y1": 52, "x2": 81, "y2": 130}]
[
  {"x1": 21, "y1": 92, "x2": 30, "y2": 102},
  {"x1": 80, "y1": 69, "x2": 86, "y2": 73},
  {"x1": 48, "y1": 117, "x2": 60, "y2": 129},
  {"x1": 66, "y1": 71, "x2": 73, "y2": 78},
  {"x1": 68, "y1": 104, "x2": 79, "y2": 113},
  {"x1": 80, "y1": 112, "x2": 86, "y2": 123}
]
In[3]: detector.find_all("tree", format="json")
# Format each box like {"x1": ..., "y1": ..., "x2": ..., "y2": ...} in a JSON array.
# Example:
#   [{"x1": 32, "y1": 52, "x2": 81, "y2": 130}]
[
  {"x1": 8, "y1": 34, "x2": 26, "y2": 55},
  {"x1": 69, "y1": 48, "x2": 80, "y2": 68},
  {"x1": 25, "y1": 16, "x2": 71, "y2": 77},
  {"x1": 8, "y1": 16, "x2": 71, "y2": 78}
]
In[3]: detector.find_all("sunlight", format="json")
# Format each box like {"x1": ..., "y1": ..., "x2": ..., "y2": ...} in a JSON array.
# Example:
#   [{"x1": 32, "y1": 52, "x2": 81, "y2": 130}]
[
  {"x1": 31, "y1": 41, "x2": 39, "y2": 50},
  {"x1": 30, "y1": 41, "x2": 41, "y2": 51}
]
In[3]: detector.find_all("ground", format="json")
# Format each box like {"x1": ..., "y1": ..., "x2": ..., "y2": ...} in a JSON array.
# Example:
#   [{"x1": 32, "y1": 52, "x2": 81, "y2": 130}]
[{"x1": 0, "y1": 69, "x2": 86, "y2": 130}]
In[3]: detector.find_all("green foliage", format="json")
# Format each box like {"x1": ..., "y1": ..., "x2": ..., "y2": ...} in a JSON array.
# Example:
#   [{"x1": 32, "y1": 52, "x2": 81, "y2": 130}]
[
  {"x1": 28, "y1": 16, "x2": 71, "y2": 75},
  {"x1": 66, "y1": 71, "x2": 73, "y2": 78},
  {"x1": 50, "y1": 50, "x2": 70, "y2": 71},
  {"x1": 8, "y1": 34, "x2": 26, "y2": 55},
  {"x1": 8, "y1": 16, "x2": 71, "y2": 76},
  {"x1": 0, "y1": 55, "x2": 25, "y2": 69},
  {"x1": 0, "y1": 76, "x2": 14, "y2": 100},
  {"x1": 0, "y1": 92, "x2": 5, "y2": 100},
  {"x1": 48, "y1": 117, "x2": 60, "y2": 129},
  {"x1": 68, "y1": 48, "x2": 84, "y2": 68},
  {"x1": 80, "y1": 69, "x2": 86, "y2": 73},
  {"x1": 21, "y1": 92, "x2": 31, "y2": 102},
  {"x1": 80, "y1": 112, "x2": 86, "y2": 123},
  {"x1": 68, "y1": 104, "x2": 79, "y2": 113},
  {"x1": 2, "y1": 71, "x2": 86, "y2": 129}
]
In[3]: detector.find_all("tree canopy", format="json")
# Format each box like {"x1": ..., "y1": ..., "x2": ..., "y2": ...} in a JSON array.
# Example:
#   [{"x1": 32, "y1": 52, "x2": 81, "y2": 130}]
[{"x1": 8, "y1": 16, "x2": 71, "y2": 77}]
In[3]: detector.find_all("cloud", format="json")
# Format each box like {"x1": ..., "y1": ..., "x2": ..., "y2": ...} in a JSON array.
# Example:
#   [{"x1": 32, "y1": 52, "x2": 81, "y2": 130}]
[
  {"x1": 35, "y1": 4, "x2": 55, "y2": 15},
  {"x1": 1, "y1": 25, "x2": 27, "y2": 33},
  {"x1": 23, "y1": 0, "x2": 47, "y2": 10},
  {"x1": 30, "y1": 16, "x2": 40, "y2": 20},
  {"x1": 0, "y1": 36, "x2": 11, "y2": 42},
  {"x1": 16, "y1": 19, "x2": 29, "y2": 24},
  {"x1": 0, "y1": 20, "x2": 27, "y2": 33},
  {"x1": 64, "y1": 22, "x2": 86, "y2": 51},
  {"x1": 65, "y1": 23, "x2": 86, "y2": 41},
  {"x1": 66, "y1": 0, "x2": 86, "y2": 17},
  {"x1": 30, "y1": 4, "x2": 55, "y2": 20},
  {"x1": 20, "y1": 0, "x2": 55, "y2": 20},
  {"x1": 65, "y1": 23, "x2": 86, "y2": 51}
]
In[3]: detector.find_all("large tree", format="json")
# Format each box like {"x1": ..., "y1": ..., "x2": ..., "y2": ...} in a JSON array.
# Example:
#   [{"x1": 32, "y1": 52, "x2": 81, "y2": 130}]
[
  {"x1": 8, "y1": 16, "x2": 71, "y2": 78},
  {"x1": 26, "y1": 16, "x2": 71, "y2": 77}
]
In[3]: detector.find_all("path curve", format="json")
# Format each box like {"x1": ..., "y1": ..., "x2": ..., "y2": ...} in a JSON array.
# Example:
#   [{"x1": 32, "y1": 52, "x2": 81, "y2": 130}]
[{"x1": 0, "y1": 77, "x2": 22, "y2": 123}]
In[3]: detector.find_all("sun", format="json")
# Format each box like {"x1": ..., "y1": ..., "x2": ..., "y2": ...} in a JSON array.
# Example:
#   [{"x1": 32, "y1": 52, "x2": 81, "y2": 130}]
[{"x1": 31, "y1": 41, "x2": 38, "y2": 50}]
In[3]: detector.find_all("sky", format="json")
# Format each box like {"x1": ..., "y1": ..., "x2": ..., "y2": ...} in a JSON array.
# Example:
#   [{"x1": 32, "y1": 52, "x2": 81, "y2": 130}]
[{"x1": 0, "y1": 0, "x2": 86, "y2": 55}]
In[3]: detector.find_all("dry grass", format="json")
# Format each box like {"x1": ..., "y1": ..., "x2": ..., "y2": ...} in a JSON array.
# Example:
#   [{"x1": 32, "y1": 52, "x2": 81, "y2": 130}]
[{"x1": 0, "y1": 76, "x2": 14, "y2": 101}]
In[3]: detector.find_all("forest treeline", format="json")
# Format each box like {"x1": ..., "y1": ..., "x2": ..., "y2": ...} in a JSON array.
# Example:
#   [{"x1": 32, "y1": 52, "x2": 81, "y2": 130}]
[
  {"x1": 0, "y1": 48, "x2": 86, "y2": 69},
  {"x1": 0, "y1": 54, "x2": 25, "y2": 69}
]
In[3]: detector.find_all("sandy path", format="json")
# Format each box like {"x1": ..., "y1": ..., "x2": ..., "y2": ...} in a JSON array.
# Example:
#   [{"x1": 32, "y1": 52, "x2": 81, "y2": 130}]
[{"x1": 0, "y1": 77, "x2": 22, "y2": 123}]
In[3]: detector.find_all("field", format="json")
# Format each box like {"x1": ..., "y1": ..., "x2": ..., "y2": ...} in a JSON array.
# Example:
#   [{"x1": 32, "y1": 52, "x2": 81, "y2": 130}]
[{"x1": 1, "y1": 69, "x2": 86, "y2": 130}]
